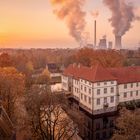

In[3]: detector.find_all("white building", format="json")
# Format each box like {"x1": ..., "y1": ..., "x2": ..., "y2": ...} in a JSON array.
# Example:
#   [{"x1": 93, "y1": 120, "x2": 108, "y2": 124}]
[{"x1": 62, "y1": 64, "x2": 140, "y2": 115}]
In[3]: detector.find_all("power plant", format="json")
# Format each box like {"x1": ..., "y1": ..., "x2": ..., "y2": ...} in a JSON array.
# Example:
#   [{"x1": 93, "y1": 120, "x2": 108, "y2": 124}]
[{"x1": 115, "y1": 35, "x2": 122, "y2": 49}]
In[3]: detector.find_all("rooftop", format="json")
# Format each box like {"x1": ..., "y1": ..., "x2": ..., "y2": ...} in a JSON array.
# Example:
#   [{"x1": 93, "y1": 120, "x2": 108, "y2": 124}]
[{"x1": 63, "y1": 64, "x2": 140, "y2": 84}]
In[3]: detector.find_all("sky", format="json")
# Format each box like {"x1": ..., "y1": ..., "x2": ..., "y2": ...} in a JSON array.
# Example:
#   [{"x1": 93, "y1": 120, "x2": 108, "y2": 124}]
[{"x1": 0, "y1": 0, "x2": 140, "y2": 49}]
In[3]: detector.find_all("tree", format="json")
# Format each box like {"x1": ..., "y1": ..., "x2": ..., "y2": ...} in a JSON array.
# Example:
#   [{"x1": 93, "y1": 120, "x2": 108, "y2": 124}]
[
  {"x1": 0, "y1": 53, "x2": 13, "y2": 67},
  {"x1": 25, "y1": 61, "x2": 34, "y2": 75},
  {"x1": 0, "y1": 67, "x2": 25, "y2": 122},
  {"x1": 35, "y1": 69, "x2": 50, "y2": 85},
  {"x1": 25, "y1": 87, "x2": 81, "y2": 140},
  {"x1": 66, "y1": 48, "x2": 125, "y2": 68},
  {"x1": 112, "y1": 108, "x2": 140, "y2": 140}
]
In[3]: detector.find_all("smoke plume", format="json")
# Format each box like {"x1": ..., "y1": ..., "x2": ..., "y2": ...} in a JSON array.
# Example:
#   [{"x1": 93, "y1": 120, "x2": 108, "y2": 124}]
[
  {"x1": 91, "y1": 10, "x2": 99, "y2": 18},
  {"x1": 50, "y1": 0, "x2": 86, "y2": 43},
  {"x1": 103, "y1": 0, "x2": 137, "y2": 36}
]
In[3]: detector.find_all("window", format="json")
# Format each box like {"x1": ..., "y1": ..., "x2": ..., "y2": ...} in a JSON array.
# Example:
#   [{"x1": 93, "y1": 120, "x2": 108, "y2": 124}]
[
  {"x1": 96, "y1": 133, "x2": 100, "y2": 140},
  {"x1": 124, "y1": 92, "x2": 127, "y2": 98},
  {"x1": 111, "y1": 81, "x2": 114, "y2": 84},
  {"x1": 110, "y1": 96, "x2": 114, "y2": 103},
  {"x1": 89, "y1": 97, "x2": 91, "y2": 104},
  {"x1": 84, "y1": 86, "x2": 87, "y2": 92},
  {"x1": 85, "y1": 80, "x2": 87, "y2": 84},
  {"x1": 104, "y1": 82, "x2": 107, "y2": 85},
  {"x1": 130, "y1": 91, "x2": 133, "y2": 97},
  {"x1": 97, "y1": 89, "x2": 100, "y2": 95},
  {"x1": 81, "y1": 85, "x2": 83, "y2": 90},
  {"x1": 89, "y1": 88, "x2": 91, "y2": 94},
  {"x1": 104, "y1": 97, "x2": 107, "y2": 103},
  {"x1": 97, "y1": 82, "x2": 100, "y2": 86},
  {"x1": 103, "y1": 131, "x2": 107, "y2": 138},
  {"x1": 75, "y1": 87, "x2": 76, "y2": 92},
  {"x1": 111, "y1": 87, "x2": 114, "y2": 93},
  {"x1": 104, "y1": 88, "x2": 107, "y2": 94},
  {"x1": 81, "y1": 94, "x2": 83, "y2": 100},
  {"x1": 124, "y1": 84, "x2": 127, "y2": 89},
  {"x1": 136, "y1": 91, "x2": 138, "y2": 96},
  {"x1": 97, "y1": 99, "x2": 100, "y2": 105},
  {"x1": 136, "y1": 83, "x2": 139, "y2": 87},
  {"x1": 110, "y1": 120, "x2": 114, "y2": 127},
  {"x1": 84, "y1": 95, "x2": 87, "y2": 102},
  {"x1": 131, "y1": 83, "x2": 133, "y2": 88},
  {"x1": 96, "y1": 123, "x2": 100, "y2": 130}
]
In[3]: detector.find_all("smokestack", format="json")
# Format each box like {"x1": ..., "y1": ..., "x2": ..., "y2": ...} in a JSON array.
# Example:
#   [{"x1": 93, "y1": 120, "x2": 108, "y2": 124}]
[
  {"x1": 115, "y1": 35, "x2": 122, "y2": 49},
  {"x1": 94, "y1": 20, "x2": 97, "y2": 47}
]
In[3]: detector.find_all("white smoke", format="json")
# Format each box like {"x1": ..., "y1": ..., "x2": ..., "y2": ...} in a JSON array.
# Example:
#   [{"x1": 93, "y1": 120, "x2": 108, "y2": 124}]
[
  {"x1": 51, "y1": 0, "x2": 86, "y2": 43},
  {"x1": 103, "y1": 0, "x2": 138, "y2": 36}
]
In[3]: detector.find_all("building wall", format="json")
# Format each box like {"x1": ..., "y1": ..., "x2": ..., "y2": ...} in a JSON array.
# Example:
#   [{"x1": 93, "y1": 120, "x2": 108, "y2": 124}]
[
  {"x1": 93, "y1": 81, "x2": 118, "y2": 112},
  {"x1": 73, "y1": 78, "x2": 80, "y2": 100},
  {"x1": 62, "y1": 74, "x2": 140, "y2": 115},
  {"x1": 119, "y1": 82, "x2": 140, "y2": 103},
  {"x1": 62, "y1": 75, "x2": 69, "y2": 91},
  {"x1": 50, "y1": 73, "x2": 61, "y2": 78},
  {"x1": 79, "y1": 79, "x2": 93, "y2": 111},
  {"x1": 51, "y1": 83, "x2": 62, "y2": 92}
]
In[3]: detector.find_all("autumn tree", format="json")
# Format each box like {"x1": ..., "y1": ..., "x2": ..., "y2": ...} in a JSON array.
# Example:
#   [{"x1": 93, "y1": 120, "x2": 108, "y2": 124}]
[
  {"x1": 25, "y1": 87, "x2": 83, "y2": 140},
  {"x1": 0, "y1": 53, "x2": 13, "y2": 67},
  {"x1": 0, "y1": 67, "x2": 25, "y2": 122},
  {"x1": 112, "y1": 108, "x2": 140, "y2": 140},
  {"x1": 35, "y1": 68, "x2": 50, "y2": 85},
  {"x1": 66, "y1": 48, "x2": 125, "y2": 68}
]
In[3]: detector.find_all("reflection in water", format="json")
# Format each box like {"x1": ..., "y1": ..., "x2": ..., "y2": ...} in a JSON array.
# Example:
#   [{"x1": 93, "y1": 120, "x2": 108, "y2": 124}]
[{"x1": 69, "y1": 98, "x2": 117, "y2": 140}]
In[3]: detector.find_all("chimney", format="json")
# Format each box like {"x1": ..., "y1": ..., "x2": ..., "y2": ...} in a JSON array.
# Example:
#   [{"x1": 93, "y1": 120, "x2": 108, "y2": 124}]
[
  {"x1": 94, "y1": 20, "x2": 97, "y2": 48},
  {"x1": 115, "y1": 35, "x2": 122, "y2": 49}
]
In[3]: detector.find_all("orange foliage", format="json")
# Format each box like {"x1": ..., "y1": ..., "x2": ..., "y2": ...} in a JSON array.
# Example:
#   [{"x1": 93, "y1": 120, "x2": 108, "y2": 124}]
[{"x1": 74, "y1": 48, "x2": 124, "y2": 67}]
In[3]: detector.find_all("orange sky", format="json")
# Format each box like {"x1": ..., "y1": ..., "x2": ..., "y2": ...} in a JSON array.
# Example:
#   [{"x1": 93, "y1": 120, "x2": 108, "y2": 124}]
[{"x1": 0, "y1": 0, "x2": 140, "y2": 49}]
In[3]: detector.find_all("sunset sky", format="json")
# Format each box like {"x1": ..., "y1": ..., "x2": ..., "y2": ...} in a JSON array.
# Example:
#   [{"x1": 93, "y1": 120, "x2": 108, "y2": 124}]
[{"x1": 0, "y1": 0, "x2": 140, "y2": 49}]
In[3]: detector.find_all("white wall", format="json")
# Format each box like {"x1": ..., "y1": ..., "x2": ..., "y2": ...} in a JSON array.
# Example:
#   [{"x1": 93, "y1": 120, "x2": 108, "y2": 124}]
[
  {"x1": 79, "y1": 79, "x2": 93, "y2": 111},
  {"x1": 62, "y1": 75, "x2": 69, "y2": 91},
  {"x1": 93, "y1": 81, "x2": 118, "y2": 111},
  {"x1": 119, "y1": 82, "x2": 140, "y2": 103},
  {"x1": 50, "y1": 73, "x2": 61, "y2": 78},
  {"x1": 73, "y1": 79, "x2": 80, "y2": 100},
  {"x1": 51, "y1": 83, "x2": 62, "y2": 92},
  {"x1": 62, "y1": 73, "x2": 140, "y2": 115}
]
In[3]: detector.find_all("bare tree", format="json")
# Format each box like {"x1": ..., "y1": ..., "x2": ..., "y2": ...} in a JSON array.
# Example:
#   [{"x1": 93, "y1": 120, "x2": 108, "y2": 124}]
[
  {"x1": 112, "y1": 108, "x2": 140, "y2": 140},
  {"x1": 25, "y1": 87, "x2": 81, "y2": 140}
]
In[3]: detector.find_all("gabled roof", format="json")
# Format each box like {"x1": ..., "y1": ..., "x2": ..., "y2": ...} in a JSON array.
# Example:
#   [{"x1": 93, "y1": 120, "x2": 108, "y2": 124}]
[
  {"x1": 63, "y1": 64, "x2": 140, "y2": 84},
  {"x1": 108, "y1": 66, "x2": 140, "y2": 84},
  {"x1": 63, "y1": 64, "x2": 116, "y2": 82}
]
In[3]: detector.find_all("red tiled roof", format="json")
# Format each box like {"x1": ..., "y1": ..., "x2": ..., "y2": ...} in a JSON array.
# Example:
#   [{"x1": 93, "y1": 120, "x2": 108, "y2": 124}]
[
  {"x1": 108, "y1": 66, "x2": 140, "y2": 84},
  {"x1": 63, "y1": 64, "x2": 140, "y2": 84},
  {"x1": 63, "y1": 64, "x2": 117, "y2": 82}
]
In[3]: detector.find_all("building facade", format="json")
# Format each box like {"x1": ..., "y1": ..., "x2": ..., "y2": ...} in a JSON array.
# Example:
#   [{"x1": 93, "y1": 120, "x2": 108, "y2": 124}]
[{"x1": 62, "y1": 64, "x2": 140, "y2": 115}]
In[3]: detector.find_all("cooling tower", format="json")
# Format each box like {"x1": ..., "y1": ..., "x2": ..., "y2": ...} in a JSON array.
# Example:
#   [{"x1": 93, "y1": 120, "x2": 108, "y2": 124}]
[{"x1": 115, "y1": 35, "x2": 122, "y2": 49}]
